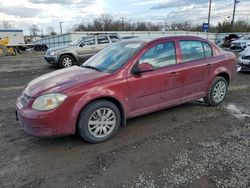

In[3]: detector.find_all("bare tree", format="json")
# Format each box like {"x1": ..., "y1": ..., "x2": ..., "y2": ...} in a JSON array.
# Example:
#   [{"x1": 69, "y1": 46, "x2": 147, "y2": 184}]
[
  {"x1": 100, "y1": 14, "x2": 113, "y2": 31},
  {"x1": 30, "y1": 24, "x2": 40, "y2": 37},
  {"x1": 2, "y1": 21, "x2": 12, "y2": 29}
]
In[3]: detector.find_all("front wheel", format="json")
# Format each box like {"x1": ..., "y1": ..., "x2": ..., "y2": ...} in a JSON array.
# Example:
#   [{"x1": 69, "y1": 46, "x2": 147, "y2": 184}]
[
  {"x1": 204, "y1": 76, "x2": 228, "y2": 106},
  {"x1": 77, "y1": 100, "x2": 121, "y2": 144},
  {"x1": 59, "y1": 55, "x2": 74, "y2": 68}
]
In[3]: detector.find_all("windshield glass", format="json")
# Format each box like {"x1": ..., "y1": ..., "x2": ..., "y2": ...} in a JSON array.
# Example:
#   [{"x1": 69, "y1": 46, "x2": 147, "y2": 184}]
[
  {"x1": 81, "y1": 41, "x2": 145, "y2": 73},
  {"x1": 70, "y1": 37, "x2": 85, "y2": 46}
]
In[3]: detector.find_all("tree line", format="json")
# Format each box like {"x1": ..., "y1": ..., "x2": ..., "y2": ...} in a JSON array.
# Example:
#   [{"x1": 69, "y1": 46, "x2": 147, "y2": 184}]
[
  {"x1": 74, "y1": 14, "x2": 250, "y2": 33},
  {"x1": 1, "y1": 13, "x2": 250, "y2": 37}
]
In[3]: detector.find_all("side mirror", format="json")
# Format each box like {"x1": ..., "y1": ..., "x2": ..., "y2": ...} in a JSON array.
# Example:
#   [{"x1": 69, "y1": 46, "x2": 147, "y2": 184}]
[{"x1": 133, "y1": 62, "x2": 154, "y2": 74}]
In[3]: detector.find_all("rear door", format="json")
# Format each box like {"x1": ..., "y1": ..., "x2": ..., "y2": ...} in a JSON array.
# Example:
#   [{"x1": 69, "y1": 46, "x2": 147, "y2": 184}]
[{"x1": 179, "y1": 40, "x2": 207, "y2": 102}]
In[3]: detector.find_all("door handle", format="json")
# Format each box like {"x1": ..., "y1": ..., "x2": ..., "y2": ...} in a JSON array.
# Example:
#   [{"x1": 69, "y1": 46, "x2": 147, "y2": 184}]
[
  {"x1": 91, "y1": 46, "x2": 96, "y2": 49},
  {"x1": 169, "y1": 71, "x2": 179, "y2": 77},
  {"x1": 206, "y1": 63, "x2": 214, "y2": 67}
]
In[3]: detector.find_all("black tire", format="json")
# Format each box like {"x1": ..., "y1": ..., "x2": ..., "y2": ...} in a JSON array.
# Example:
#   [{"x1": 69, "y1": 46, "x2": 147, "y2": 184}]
[
  {"x1": 77, "y1": 100, "x2": 121, "y2": 144},
  {"x1": 204, "y1": 76, "x2": 228, "y2": 106},
  {"x1": 59, "y1": 55, "x2": 75, "y2": 68},
  {"x1": 0, "y1": 45, "x2": 8, "y2": 56}
]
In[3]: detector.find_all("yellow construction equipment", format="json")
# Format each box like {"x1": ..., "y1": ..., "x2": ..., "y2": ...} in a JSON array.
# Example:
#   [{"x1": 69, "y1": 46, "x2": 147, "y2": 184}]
[{"x1": 0, "y1": 37, "x2": 16, "y2": 56}]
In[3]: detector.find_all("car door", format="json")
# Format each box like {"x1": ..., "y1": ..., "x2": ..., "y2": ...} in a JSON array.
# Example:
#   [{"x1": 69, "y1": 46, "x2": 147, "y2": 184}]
[
  {"x1": 179, "y1": 40, "x2": 207, "y2": 103},
  {"x1": 77, "y1": 37, "x2": 97, "y2": 61},
  {"x1": 95, "y1": 36, "x2": 111, "y2": 53},
  {"x1": 127, "y1": 41, "x2": 181, "y2": 117}
]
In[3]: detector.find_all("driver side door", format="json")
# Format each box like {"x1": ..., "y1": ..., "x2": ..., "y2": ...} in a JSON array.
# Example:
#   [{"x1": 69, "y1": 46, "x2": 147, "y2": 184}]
[
  {"x1": 76, "y1": 37, "x2": 97, "y2": 61},
  {"x1": 127, "y1": 41, "x2": 179, "y2": 117}
]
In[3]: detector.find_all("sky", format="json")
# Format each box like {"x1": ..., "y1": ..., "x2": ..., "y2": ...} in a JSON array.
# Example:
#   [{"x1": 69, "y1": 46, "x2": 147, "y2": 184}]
[{"x1": 0, "y1": 0, "x2": 250, "y2": 35}]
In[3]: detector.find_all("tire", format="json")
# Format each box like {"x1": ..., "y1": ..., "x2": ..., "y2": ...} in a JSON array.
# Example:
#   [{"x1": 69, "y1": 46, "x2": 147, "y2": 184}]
[
  {"x1": 59, "y1": 55, "x2": 74, "y2": 68},
  {"x1": 0, "y1": 45, "x2": 8, "y2": 56},
  {"x1": 204, "y1": 76, "x2": 228, "y2": 106},
  {"x1": 77, "y1": 100, "x2": 121, "y2": 144}
]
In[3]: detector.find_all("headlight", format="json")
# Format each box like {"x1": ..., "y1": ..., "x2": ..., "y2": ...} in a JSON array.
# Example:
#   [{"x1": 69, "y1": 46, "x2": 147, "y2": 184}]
[
  {"x1": 49, "y1": 51, "x2": 56, "y2": 56},
  {"x1": 32, "y1": 93, "x2": 67, "y2": 111}
]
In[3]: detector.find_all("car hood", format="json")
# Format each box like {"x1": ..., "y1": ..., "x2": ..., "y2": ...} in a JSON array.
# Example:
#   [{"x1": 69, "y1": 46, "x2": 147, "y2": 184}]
[
  {"x1": 24, "y1": 66, "x2": 109, "y2": 97},
  {"x1": 240, "y1": 46, "x2": 250, "y2": 56}
]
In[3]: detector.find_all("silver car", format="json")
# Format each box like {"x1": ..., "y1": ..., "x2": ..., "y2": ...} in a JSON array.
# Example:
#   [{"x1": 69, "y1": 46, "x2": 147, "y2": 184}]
[{"x1": 44, "y1": 34, "x2": 121, "y2": 68}]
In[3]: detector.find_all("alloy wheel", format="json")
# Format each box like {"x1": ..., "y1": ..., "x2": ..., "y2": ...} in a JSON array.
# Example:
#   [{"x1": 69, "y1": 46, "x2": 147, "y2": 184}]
[
  {"x1": 213, "y1": 81, "x2": 226, "y2": 103},
  {"x1": 62, "y1": 57, "x2": 73, "y2": 67},
  {"x1": 88, "y1": 108, "x2": 116, "y2": 138}
]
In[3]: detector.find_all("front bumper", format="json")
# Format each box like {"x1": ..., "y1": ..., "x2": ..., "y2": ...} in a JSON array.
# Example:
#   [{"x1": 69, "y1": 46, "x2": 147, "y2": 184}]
[
  {"x1": 16, "y1": 95, "x2": 75, "y2": 137},
  {"x1": 44, "y1": 56, "x2": 58, "y2": 65},
  {"x1": 238, "y1": 63, "x2": 250, "y2": 71}
]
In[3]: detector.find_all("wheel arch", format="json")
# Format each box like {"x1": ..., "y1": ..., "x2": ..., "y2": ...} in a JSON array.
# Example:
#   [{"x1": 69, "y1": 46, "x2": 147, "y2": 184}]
[
  {"x1": 76, "y1": 96, "x2": 126, "y2": 133},
  {"x1": 216, "y1": 72, "x2": 230, "y2": 85}
]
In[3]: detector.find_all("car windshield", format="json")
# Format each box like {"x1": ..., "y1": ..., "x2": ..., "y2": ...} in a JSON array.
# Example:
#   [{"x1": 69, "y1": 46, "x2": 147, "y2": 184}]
[
  {"x1": 70, "y1": 37, "x2": 85, "y2": 46},
  {"x1": 81, "y1": 41, "x2": 145, "y2": 73}
]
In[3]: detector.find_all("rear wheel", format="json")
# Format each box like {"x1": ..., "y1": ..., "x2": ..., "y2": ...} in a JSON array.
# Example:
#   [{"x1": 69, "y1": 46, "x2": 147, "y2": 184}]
[
  {"x1": 59, "y1": 55, "x2": 74, "y2": 68},
  {"x1": 204, "y1": 76, "x2": 228, "y2": 106},
  {"x1": 77, "y1": 100, "x2": 121, "y2": 144}
]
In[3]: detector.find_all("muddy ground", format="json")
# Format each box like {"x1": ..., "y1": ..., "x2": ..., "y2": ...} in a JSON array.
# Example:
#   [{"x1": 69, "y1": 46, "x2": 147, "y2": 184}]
[{"x1": 0, "y1": 51, "x2": 249, "y2": 188}]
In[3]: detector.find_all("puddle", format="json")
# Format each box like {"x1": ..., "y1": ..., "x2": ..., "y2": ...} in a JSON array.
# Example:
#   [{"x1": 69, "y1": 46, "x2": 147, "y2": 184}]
[{"x1": 225, "y1": 104, "x2": 250, "y2": 119}]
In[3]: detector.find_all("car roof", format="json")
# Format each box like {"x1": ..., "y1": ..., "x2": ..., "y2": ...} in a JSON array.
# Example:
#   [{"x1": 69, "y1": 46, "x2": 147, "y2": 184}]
[{"x1": 123, "y1": 36, "x2": 209, "y2": 44}]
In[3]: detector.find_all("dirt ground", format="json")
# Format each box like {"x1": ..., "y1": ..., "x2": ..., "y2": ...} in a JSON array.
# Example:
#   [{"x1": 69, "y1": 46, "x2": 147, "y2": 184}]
[{"x1": 0, "y1": 51, "x2": 249, "y2": 188}]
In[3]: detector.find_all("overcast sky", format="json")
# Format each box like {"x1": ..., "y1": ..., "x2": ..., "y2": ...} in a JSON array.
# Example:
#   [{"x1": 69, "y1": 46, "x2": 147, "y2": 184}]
[{"x1": 0, "y1": 0, "x2": 250, "y2": 34}]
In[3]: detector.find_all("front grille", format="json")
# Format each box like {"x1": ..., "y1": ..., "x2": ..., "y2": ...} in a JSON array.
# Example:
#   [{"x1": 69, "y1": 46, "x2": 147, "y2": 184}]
[{"x1": 20, "y1": 93, "x2": 32, "y2": 106}]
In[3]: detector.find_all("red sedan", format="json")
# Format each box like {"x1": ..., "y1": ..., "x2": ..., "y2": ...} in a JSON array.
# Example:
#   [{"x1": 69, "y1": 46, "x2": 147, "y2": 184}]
[{"x1": 16, "y1": 36, "x2": 237, "y2": 143}]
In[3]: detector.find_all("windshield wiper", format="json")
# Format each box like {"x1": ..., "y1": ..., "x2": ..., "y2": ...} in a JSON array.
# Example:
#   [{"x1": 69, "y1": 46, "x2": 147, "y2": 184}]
[{"x1": 82, "y1": 65, "x2": 101, "y2": 72}]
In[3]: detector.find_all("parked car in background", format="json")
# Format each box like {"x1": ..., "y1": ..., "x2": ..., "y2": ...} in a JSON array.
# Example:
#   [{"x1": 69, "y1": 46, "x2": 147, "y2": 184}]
[
  {"x1": 221, "y1": 34, "x2": 239, "y2": 48},
  {"x1": 230, "y1": 35, "x2": 250, "y2": 51},
  {"x1": 16, "y1": 36, "x2": 237, "y2": 143},
  {"x1": 238, "y1": 45, "x2": 250, "y2": 71},
  {"x1": 44, "y1": 34, "x2": 121, "y2": 68}
]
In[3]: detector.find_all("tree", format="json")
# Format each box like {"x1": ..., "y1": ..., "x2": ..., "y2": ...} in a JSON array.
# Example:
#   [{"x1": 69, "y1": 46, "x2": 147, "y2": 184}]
[
  {"x1": 30, "y1": 24, "x2": 40, "y2": 37},
  {"x1": 100, "y1": 14, "x2": 113, "y2": 31}
]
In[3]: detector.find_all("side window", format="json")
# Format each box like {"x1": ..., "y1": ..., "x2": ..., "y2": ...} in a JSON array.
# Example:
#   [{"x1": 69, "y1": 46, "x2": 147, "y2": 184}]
[
  {"x1": 80, "y1": 37, "x2": 95, "y2": 46},
  {"x1": 109, "y1": 35, "x2": 120, "y2": 43},
  {"x1": 180, "y1": 41, "x2": 205, "y2": 62},
  {"x1": 202, "y1": 42, "x2": 213, "y2": 57},
  {"x1": 97, "y1": 36, "x2": 110, "y2": 44},
  {"x1": 139, "y1": 42, "x2": 176, "y2": 69}
]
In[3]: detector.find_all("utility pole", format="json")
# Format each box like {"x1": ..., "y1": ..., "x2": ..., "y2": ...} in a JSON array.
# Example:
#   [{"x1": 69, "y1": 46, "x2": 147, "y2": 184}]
[
  {"x1": 121, "y1": 17, "x2": 125, "y2": 31},
  {"x1": 207, "y1": 0, "x2": 212, "y2": 32},
  {"x1": 231, "y1": 0, "x2": 237, "y2": 31},
  {"x1": 60, "y1": 22, "x2": 64, "y2": 34}
]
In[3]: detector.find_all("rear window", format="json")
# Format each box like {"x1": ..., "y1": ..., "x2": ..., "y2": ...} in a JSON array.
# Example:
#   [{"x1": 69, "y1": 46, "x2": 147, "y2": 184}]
[
  {"x1": 180, "y1": 40, "x2": 205, "y2": 62},
  {"x1": 202, "y1": 42, "x2": 213, "y2": 57}
]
